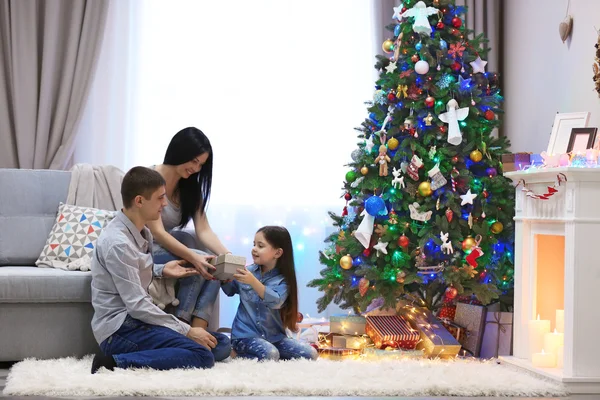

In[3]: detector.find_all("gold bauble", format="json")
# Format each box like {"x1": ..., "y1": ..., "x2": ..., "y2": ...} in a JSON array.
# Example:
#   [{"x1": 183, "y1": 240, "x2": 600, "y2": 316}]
[
  {"x1": 360, "y1": 166, "x2": 369, "y2": 175},
  {"x1": 418, "y1": 181, "x2": 432, "y2": 197},
  {"x1": 470, "y1": 149, "x2": 483, "y2": 163},
  {"x1": 387, "y1": 137, "x2": 399, "y2": 150},
  {"x1": 382, "y1": 39, "x2": 394, "y2": 54},
  {"x1": 491, "y1": 221, "x2": 504, "y2": 234},
  {"x1": 339, "y1": 254, "x2": 353, "y2": 270},
  {"x1": 462, "y1": 236, "x2": 476, "y2": 251}
]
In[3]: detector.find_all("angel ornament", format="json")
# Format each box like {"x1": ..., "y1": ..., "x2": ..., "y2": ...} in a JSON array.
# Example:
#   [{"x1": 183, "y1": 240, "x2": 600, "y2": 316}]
[
  {"x1": 438, "y1": 99, "x2": 469, "y2": 146},
  {"x1": 400, "y1": 1, "x2": 440, "y2": 36}
]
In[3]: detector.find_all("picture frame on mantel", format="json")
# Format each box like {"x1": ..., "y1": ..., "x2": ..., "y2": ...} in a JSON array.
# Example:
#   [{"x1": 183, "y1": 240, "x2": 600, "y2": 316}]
[
  {"x1": 567, "y1": 127, "x2": 598, "y2": 152},
  {"x1": 546, "y1": 112, "x2": 590, "y2": 154}
]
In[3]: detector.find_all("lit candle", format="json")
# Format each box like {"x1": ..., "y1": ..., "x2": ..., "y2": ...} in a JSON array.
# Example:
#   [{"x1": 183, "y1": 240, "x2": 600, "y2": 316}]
[
  {"x1": 543, "y1": 329, "x2": 564, "y2": 356},
  {"x1": 556, "y1": 345, "x2": 564, "y2": 369},
  {"x1": 532, "y1": 349, "x2": 556, "y2": 368},
  {"x1": 555, "y1": 309, "x2": 564, "y2": 333},
  {"x1": 528, "y1": 314, "x2": 551, "y2": 360},
  {"x1": 559, "y1": 153, "x2": 570, "y2": 166}
]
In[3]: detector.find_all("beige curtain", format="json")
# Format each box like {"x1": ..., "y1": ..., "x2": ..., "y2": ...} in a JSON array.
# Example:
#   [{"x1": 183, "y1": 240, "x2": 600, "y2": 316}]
[{"x1": 0, "y1": 0, "x2": 108, "y2": 170}]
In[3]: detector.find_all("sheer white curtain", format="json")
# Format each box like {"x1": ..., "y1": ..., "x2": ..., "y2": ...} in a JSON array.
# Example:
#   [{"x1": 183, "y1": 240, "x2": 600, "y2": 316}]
[{"x1": 75, "y1": 0, "x2": 381, "y2": 326}]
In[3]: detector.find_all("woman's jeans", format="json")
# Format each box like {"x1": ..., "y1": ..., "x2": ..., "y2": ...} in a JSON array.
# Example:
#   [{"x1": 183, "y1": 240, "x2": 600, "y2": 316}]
[
  {"x1": 232, "y1": 337, "x2": 318, "y2": 361},
  {"x1": 153, "y1": 231, "x2": 220, "y2": 324},
  {"x1": 101, "y1": 316, "x2": 230, "y2": 370}
]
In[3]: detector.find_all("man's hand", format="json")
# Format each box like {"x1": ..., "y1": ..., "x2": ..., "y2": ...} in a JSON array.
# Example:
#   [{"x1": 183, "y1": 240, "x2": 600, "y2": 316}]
[
  {"x1": 191, "y1": 253, "x2": 217, "y2": 280},
  {"x1": 187, "y1": 327, "x2": 217, "y2": 349},
  {"x1": 233, "y1": 267, "x2": 258, "y2": 285},
  {"x1": 162, "y1": 259, "x2": 200, "y2": 279}
]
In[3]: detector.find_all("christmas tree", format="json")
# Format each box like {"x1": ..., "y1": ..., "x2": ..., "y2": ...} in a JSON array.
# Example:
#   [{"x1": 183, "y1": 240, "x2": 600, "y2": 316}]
[{"x1": 309, "y1": 0, "x2": 515, "y2": 313}]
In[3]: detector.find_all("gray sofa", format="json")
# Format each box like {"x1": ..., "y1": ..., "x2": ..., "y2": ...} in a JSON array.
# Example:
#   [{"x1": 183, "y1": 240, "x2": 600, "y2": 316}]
[{"x1": 0, "y1": 168, "x2": 218, "y2": 362}]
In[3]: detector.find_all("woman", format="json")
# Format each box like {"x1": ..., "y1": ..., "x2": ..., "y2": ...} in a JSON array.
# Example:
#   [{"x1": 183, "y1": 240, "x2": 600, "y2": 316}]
[{"x1": 149, "y1": 127, "x2": 230, "y2": 329}]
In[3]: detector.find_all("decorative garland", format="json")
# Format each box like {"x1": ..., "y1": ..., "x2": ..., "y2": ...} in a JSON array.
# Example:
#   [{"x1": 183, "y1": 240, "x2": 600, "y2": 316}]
[{"x1": 516, "y1": 173, "x2": 567, "y2": 200}]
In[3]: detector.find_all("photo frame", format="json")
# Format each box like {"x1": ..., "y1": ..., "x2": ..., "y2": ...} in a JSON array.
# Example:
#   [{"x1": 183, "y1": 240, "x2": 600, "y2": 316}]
[
  {"x1": 546, "y1": 112, "x2": 590, "y2": 154},
  {"x1": 567, "y1": 127, "x2": 598, "y2": 153}
]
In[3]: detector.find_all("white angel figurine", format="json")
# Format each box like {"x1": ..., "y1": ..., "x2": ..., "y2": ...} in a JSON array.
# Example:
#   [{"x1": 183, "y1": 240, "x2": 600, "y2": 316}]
[
  {"x1": 438, "y1": 99, "x2": 469, "y2": 146},
  {"x1": 400, "y1": 1, "x2": 440, "y2": 36}
]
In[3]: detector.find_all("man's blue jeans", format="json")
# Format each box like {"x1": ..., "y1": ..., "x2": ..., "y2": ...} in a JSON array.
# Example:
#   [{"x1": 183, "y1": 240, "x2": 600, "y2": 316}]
[{"x1": 100, "y1": 316, "x2": 230, "y2": 370}]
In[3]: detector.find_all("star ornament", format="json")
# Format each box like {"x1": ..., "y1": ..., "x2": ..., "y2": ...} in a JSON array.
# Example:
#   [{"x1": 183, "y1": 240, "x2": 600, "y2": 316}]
[
  {"x1": 386, "y1": 61, "x2": 398, "y2": 74},
  {"x1": 458, "y1": 75, "x2": 473, "y2": 93},
  {"x1": 373, "y1": 240, "x2": 389, "y2": 256},
  {"x1": 460, "y1": 189, "x2": 478, "y2": 206},
  {"x1": 392, "y1": 6, "x2": 403, "y2": 20},
  {"x1": 470, "y1": 57, "x2": 488, "y2": 74}
]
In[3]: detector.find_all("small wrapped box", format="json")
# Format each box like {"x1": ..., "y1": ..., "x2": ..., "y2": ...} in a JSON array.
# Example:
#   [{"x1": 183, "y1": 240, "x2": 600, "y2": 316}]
[
  {"x1": 397, "y1": 303, "x2": 461, "y2": 358},
  {"x1": 440, "y1": 319, "x2": 466, "y2": 343},
  {"x1": 365, "y1": 315, "x2": 420, "y2": 349},
  {"x1": 325, "y1": 332, "x2": 371, "y2": 350},
  {"x1": 361, "y1": 347, "x2": 424, "y2": 360},
  {"x1": 210, "y1": 254, "x2": 246, "y2": 280},
  {"x1": 453, "y1": 302, "x2": 488, "y2": 357},
  {"x1": 330, "y1": 315, "x2": 366, "y2": 335},
  {"x1": 438, "y1": 305, "x2": 456, "y2": 321},
  {"x1": 501, "y1": 153, "x2": 531, "y2": 172},
  {"x1": 317, "y1": 346, "x2": 361, "y2": 360},
  {"x1": 480, "y1": 311, "x2": 513, "y2": 359}
]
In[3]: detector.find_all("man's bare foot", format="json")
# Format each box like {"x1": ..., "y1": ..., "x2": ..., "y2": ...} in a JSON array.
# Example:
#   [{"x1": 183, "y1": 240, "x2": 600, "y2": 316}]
[{"x1": 229, "y1": 349, "x2": 237, "y2": 359}]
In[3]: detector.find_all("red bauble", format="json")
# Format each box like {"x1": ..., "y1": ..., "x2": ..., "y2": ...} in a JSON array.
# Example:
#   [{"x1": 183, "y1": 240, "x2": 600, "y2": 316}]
[
  {"x1": 451, "y1": 61, "x2": 461, "y2": 71},
  {"x1": 445, "y1": 208, "x2": 454, "y2": 223},
  {"x1": 401, "y1": 6, "x2": 407, "y2": 13},
  {"x1": 451, "y1": 17, "x2": 462, "y2": 28},
  {"x1": 425, "y1": 96, "x2": 435, "y2": 108},
  {"x1": 344, "y1": 193, "x2": 352, "y2": 201},
  {"x1": 483, "y1": 190, "x2": 489, "y2": 198},
  {"x1": 440, "y1": 126, "x2": 447, "y2": 134},
  {"x1": 341, "y1": 206, "x2": 348, "y2": 216},
  {"x1": 451, "y1": 155, "x2": 459, "y2": 163},
  {"x1": 297, "y1": 312, "x2": 304, "y2": 323},
  {"x1": 398, "y1": 235, "x2": 409, "y2": 248},
  {"x1": 445, "y1": 286, "x2": 458, "y2": 300},
  {"x1": 363, "y1": 248, "x2": 371, "y2": 257},
  {"x1": 484, "y1": 110, "x2": 495, "y2": 120},
  {"x1": 387, "y1": 92, "x2": 396, "y2": 102},
  {"x1": 436, "y1": 21, "x2": 445, "y2": 29}
]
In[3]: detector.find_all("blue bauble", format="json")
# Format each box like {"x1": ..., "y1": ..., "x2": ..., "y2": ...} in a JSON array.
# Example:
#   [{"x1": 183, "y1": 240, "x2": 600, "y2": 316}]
[
  {"x1": 440, "y1": 39, "x2": 448, "y2": 50},
  {"x1": 394, "y1": 25, "x2": 401, "y2": 37},
  {"x1": 365, "y1": 196, "x2": 387, "y2": 216},
  {"x1": 415, "y1": 42, "x2": 422, "y2": 51},
  {"x1": 369, "y1": 113, "x2": 378, "y2": 122}
]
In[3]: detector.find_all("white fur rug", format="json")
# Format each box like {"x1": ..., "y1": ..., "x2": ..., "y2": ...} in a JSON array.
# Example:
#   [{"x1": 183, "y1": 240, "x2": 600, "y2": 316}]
[{"x1": 3, "y1": 356, "x2": 565, "y2": 397}]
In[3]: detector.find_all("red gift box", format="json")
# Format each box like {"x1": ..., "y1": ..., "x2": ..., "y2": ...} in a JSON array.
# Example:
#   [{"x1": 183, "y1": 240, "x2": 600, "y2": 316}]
[
  {"x1": 438, "y1": 305, "x2": 456, "y2": 321},
  {"x1": 366, "y1": 315, "x2": 420, "y2": 350}
]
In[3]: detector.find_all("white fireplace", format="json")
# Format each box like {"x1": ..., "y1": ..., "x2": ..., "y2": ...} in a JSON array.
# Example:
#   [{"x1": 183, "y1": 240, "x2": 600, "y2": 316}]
[{"x1": 501, "y1": 167, "x2": 600, "y2": 394}]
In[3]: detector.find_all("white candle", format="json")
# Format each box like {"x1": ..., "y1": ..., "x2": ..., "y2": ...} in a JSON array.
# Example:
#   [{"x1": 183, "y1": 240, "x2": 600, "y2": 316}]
[
  {"x1": 532, "y1": 349, "x2": 556, "y2": 368},
  {"x1": 543, "y1": 329, "x2": 564, "y2": 356},
  {"x1": 555, "y1": 309, "x2": 564, "y2": 333},
  {"x1": 556, "y1": 345, "x2": 564, "y2": 369},
  {"x1": 528, "y1": 314, "x2": 551, "y2": 360}
]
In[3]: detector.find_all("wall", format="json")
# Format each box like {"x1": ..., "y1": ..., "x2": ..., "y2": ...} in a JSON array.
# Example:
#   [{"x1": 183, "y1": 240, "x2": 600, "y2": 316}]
[{"x1": 503, "y1": 0, "x2": 600, "y2": 153}]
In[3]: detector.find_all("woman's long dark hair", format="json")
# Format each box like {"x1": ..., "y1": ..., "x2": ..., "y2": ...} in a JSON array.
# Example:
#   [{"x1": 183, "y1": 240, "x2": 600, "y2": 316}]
[
  {"x1": 257, "y1": 226, "x2": 298, "y2": 333},
  {"x1": 163, "y1": 127, "x2": 213, "y2": 228}
]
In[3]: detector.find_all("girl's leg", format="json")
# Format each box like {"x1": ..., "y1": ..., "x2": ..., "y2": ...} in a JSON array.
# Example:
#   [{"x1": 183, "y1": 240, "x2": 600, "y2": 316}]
[
  {"x1": 273, "y1": 337, "x2": 318, "y2": 361},
  {"x1": 232, "y1": 338, "x2": 280, "y2": 361}
]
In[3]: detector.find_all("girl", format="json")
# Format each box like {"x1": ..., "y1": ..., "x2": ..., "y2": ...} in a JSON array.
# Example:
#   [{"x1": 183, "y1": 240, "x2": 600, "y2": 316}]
[
  {"x1": 222, "y1": 226, "x2": 318, "y2": 361},
  {"x1": 148, "y1": 127, "x2": 230, "y2": 330}
]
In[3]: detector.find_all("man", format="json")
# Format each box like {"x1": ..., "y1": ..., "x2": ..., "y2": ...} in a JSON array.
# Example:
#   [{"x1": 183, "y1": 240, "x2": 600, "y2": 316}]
[{"x1": 90, "y1": 166, "x2": 230, "y2": 373}]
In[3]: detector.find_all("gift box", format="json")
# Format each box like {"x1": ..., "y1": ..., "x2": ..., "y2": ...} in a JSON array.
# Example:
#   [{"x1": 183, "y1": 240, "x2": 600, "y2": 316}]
[
  {"x1": 479, "y1": 311, "x2": 513, "y2": 359},
  {"x1": 438, "y1": 305, "x2": 456, "y2": 321},
  {"x1": 440, "y1": 319, "x2": 465, "y2": 343},
  {"x1": 397, "y1": 303, "x2": 461, "y2": 358},
  {"x1": 365, "y1": 315, "x2": 420, "y2": 349},
  {"x1": 317, "y1": 346, "x2": 361, "y2": 360},
  {"x1": 330, "y1": 315, "x2": 366, "y2": 335},
  {"x1": 453, "y1": 302, "x2": 488, "y2": 357},
  {"x1": 361, "y1": 347, "x2": 424, "y2": 360},
  {"x1": 501, "y1": 153, "x2": 531, "y2": 172},
  {"x1": 210, "y1": 254, "x2": 246, "y2": 280},
  {"x1": 325, "y1": 332, "x2": 371, "y2": 350}
]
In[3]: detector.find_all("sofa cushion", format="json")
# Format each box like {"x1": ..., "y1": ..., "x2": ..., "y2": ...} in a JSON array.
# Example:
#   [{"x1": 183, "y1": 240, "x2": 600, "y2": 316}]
[
  {"x1": 0, "y1": 266, "x2": 91, "y2": 303},
  {"x1": 35, "y1": 203, "x2": 116, "y2": 271},
  {"x1": 0, "y1": 169, "x2": 71, "y2": 266}
]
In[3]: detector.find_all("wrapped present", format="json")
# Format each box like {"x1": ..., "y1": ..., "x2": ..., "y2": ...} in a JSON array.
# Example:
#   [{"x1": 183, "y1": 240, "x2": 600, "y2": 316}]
[
  {"x1": 330, "y1": 315, "x2": 366, "y2": 335},
  {"x1": 325, "y1": 332, "x2": 371, "y2": 350},
  {"x1": 501, "y1": 152, "x2": 531, "y2": 172},
  {"x1": 440, "y1": 319, "x2": 465, "y2": 343},
  {"x1": 317, "y1": 346, "x2": 361, "y2": 360},
  {"x1": 453, "y1": 302, "x2": 487, "y2": 357},
  {"x1": 365, "y1": 315, "x2": 420, "y2": 349},
  {"x1": 361, "y1": 347, "x2": 424, "y2": 360},
  {"x1": 480, "y1": 311, "x2": 513, "y2": 359},
  {"x1": 210, "y1": 254, "x2": 246, "y2": 280},
  {"x1": 456, "y1": 295, "x2": 483, "y2": 306},
  {"x1": 397, "y1": 302, "x2": 461, "y2": 358},
  {"x1": 438, "y1": 305, "x2": 456, "y2": 321}
]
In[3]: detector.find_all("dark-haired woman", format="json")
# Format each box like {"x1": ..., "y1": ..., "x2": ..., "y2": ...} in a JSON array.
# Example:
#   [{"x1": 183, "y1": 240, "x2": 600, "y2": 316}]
[{"x1": 149, "y1": 127, "x2": 230, "y2": 332}]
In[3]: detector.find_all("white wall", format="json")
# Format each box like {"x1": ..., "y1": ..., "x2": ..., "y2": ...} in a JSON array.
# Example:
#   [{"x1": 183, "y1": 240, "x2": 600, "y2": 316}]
[{"x1": 503, "y1": 0, "x2": 600, "y2": 153}]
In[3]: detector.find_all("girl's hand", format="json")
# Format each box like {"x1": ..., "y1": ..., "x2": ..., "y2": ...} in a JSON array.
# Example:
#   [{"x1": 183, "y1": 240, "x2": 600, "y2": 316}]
[
  {"x1": 191, "y1": 253, "x2": 216, "y2": 280},
  {"x1": 233, "y1": 267, "x2": 257, "y2": 285}
]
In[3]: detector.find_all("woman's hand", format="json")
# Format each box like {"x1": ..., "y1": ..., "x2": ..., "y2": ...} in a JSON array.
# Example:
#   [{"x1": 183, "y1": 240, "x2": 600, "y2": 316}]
[{"x1": 190, "y1": 253, "x2": 216, "y2": 280}]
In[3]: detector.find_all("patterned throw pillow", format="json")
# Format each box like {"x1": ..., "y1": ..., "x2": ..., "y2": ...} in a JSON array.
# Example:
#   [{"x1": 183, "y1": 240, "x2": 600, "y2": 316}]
[{"x1": 35, "y1": 203, "x2": 116, "y2": 271}]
